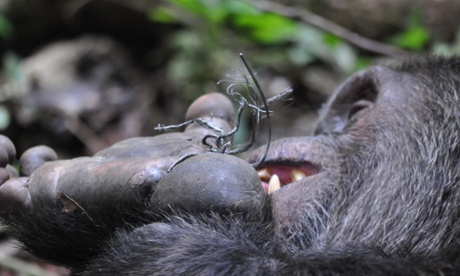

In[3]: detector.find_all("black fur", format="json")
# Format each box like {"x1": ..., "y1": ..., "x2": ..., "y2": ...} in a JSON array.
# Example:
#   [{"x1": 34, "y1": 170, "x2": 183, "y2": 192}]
[{"x1": 5, "y1": 57, "x2": 460, "y2": 275}]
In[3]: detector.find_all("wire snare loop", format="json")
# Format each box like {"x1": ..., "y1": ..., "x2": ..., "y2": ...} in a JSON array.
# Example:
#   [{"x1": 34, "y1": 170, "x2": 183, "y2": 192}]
[{"x1": 155, "y1": 54, "x2": 292, "y2": 168}]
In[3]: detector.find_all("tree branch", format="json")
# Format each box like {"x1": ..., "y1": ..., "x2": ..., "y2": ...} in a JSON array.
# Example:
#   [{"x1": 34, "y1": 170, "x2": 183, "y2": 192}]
[{"x1": 254, "y1": 1, "x2": 415, "y2": 58}]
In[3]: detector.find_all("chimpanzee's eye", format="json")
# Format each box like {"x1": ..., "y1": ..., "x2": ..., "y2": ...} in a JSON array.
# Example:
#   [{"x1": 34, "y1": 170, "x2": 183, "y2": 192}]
[{"x1": 348, "y1": 99, "x2": 373, "y2": 120}]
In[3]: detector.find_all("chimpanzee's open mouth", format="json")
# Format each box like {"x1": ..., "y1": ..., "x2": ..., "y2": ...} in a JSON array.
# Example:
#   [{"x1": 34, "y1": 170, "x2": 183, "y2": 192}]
[{"x1": 257, "y1": 163, "x2": 321, "y2": 194}]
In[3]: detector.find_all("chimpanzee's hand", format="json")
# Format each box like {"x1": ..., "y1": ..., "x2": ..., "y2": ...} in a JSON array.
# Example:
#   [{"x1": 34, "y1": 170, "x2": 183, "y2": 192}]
[{"x1": 0, "y1": 93, "x2": 265, "y2": 267}]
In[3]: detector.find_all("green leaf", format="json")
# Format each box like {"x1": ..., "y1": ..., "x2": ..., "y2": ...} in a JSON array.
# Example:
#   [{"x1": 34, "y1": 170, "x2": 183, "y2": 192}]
[
  {"x1": 173, "y1": 0, "x2": 228, "y2": 24},
  {"x1": 233, "y1": 13, "x2": 299, "y2": 44},
  {"x1": 149, "y1": 7, "x2": 179, "y2": 23},
  {"x1": 390, "y1": 25, "x2": 429, "y2": 51},
  {"x1": 149, "y1": 0, "x2": 230, "y2": 24},
  {"x1": 353, "y1": 56, "x2": 372, "y2": 71},
  {"x1": 322, "y1": 33, "x2": 342, "y2": 48},
  {"x1": 169, "y1": 0, "x2": 206, "y2": 15},
  {"x1": 388, "y1": 8, "x2": 429, "y2": 51},
  {"x1": 224, "y1": 0, "x2": 259, "y2": 16}
]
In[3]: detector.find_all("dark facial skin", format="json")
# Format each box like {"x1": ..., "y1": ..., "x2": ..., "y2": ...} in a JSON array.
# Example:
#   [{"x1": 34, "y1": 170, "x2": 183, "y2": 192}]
[
  {"x1": 246, "y1": 65, "x2": 431, "y2": 253},
  {"x1": 3, "y1": 57, "x2": 460, "y2": 275}
]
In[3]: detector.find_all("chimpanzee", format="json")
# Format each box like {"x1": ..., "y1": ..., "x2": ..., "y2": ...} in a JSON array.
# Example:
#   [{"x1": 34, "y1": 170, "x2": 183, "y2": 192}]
[{"x1": 1, "y1": 56, "x2": 460, "y2": 275}]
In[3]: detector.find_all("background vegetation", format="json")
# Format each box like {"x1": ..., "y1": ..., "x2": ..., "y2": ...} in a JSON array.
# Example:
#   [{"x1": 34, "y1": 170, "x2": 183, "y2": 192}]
[{"x1": 1, "y1": 0, "x2": 460, "y2": 274}]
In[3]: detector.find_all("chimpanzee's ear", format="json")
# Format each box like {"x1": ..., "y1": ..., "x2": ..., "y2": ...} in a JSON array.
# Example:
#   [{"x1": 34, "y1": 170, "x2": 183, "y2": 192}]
[{"x1": 314, "y1": 67, "x2": 384, "y2": 134}]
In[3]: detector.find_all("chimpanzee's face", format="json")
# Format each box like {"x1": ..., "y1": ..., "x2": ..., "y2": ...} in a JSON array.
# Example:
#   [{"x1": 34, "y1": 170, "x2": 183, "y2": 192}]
[{"x1": 246, "y1": 63, "x2": 455, "y2": 253}]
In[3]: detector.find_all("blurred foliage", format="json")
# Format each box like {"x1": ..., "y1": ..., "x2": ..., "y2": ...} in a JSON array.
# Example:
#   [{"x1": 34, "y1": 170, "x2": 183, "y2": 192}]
[
  {"x1": 432, "y1": 30, "x2": 460, "y2": 56},
  {"x1": 0, "y1": 105, "x2": 10, "y2": 130},
  {"x1": 0, "y1": 14, "x2": 16, "y2": 130},
  {"x1": 0, "y1": 53, "x2": 23, "y2": 130},
  {"x1": 0, "y1": 13, "x2": 13, "y2": 39},
  {"x1": 2, "y1": 52, "x2": 21, "y2": 85},
  {"x1": 148, "y1": 0, "x2": 376, "y2": 145},
  {"x1": 146, "y1": 0, "x2": 460, "y2": 148},
  {"x1": 149, "y1": 0, "x2": 460, "y2": 107},
  {"x1": 149, "y1": 0, "x2": 369, "y2": 101},
  {"x1": 388, "y1": 10, "x2": 429, "y2": 51},
  {"x1": 3, "y1": 0, "x2": 460, "y2": 142}
]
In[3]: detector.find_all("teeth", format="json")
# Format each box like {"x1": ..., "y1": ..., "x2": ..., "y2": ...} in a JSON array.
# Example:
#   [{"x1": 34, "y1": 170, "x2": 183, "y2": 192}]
[
  {"x1": 268, "y1": 174, "x2": 281, "y2": 195},
  {"x1": 290, "y1": 169, "x2": 307, "y2": 182},
  {"x1": 257, "y1": 168, "x2": 271, "y2": 180}
]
